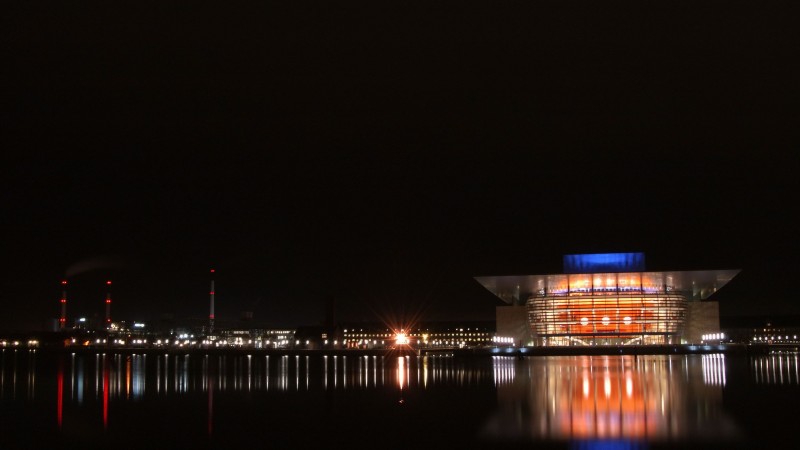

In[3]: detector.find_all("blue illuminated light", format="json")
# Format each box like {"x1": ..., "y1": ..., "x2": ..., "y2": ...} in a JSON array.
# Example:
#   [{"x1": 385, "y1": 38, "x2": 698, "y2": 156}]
[
  {"x1": 563, "y1": 253, "x2": 645, "y2": 274},
  {"x1": 571, "y1": 439, "x2": 647, "y2": 450}
]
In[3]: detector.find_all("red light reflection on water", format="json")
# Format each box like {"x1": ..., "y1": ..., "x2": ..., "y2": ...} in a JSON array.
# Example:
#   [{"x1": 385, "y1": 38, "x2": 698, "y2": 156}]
[
  {"x1": 56, "y1": 357, "x2": 63, "y2": 429},
  {"x1": 208, "y1": 360, "x2": 214, "y2": 436},
  {"x1": 103, "y1": 355, "x2": 109, "y2": 430}
]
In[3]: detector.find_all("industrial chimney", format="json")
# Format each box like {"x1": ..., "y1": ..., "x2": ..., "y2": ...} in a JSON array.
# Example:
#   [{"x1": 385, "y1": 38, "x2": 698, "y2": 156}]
[
  {"x1": 209, "y1": 269, "x2": 215, "y2": 334},
  {"x1": 59, "y1": 280, "x2": 68, "y2": 330},
  {"x1": 105, "y1": 280, "x2": 112, "y2": 327}
]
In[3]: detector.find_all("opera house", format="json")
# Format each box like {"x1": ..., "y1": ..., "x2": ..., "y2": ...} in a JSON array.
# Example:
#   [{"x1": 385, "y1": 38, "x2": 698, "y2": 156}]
[{"x1": 475, "y1": 253, "x2": 739, "y2": 346}]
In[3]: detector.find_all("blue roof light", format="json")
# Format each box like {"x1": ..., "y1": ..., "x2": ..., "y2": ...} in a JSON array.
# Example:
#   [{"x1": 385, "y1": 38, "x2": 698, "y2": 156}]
[{"x1": 563, "y1": 253, "x2": 646, "y2": 273}]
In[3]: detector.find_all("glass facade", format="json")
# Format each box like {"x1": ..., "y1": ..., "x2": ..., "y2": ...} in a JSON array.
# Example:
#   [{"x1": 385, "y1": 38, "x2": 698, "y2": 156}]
[
  {"x1": 526, "y1": 272, "x2": 687, "y2": 346},
  {"x1": 475, "y1": 254, "x2": 740, "y2": 347}
]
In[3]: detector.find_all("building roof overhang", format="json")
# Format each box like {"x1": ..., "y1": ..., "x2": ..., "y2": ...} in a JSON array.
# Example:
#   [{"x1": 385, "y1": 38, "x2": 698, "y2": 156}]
[{"x1": 475, "y1": 269, "x2": 741, "y2": 304}]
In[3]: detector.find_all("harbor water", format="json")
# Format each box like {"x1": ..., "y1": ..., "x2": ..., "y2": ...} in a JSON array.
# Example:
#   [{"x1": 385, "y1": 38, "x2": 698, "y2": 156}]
[{"x1": 1, "y1": 349, "x2": 798, "y2": 449}]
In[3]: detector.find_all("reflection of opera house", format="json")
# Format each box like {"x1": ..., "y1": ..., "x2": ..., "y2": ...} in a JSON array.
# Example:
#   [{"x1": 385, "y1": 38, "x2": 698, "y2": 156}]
[
  {"x1": 476, "y1": 253, "x2": 739, "y2": 346},
  {"x1": 483, "y1": 355, "x2": 739, "y2": 444}
]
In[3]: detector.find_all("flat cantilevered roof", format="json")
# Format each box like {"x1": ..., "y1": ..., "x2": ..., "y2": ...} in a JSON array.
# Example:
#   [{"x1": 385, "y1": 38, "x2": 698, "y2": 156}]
[{"x1": 475, "y1": 269, "x2": 741, "y2": 305}]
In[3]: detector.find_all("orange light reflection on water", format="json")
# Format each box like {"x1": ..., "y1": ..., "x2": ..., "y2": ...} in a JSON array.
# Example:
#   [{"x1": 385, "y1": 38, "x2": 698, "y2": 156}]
[{"x1": 488, "y1": 354, "x2": 737, "y2": 444}]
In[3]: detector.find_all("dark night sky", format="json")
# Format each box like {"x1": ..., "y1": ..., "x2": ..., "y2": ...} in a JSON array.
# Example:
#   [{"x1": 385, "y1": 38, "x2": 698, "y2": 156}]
[{"x1": 2, "y1": 0, "x2": 799, "y2": 331}]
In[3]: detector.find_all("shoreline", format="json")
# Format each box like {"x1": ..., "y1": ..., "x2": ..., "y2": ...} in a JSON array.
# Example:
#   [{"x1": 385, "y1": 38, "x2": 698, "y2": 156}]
[{"x1": 10, "y1": 343, "x2": 798, "y2": 357}]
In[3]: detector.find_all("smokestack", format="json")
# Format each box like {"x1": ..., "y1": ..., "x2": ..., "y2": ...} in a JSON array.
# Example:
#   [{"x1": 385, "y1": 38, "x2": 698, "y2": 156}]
[
  {"x1": 105, "y1": 280, "x2": 112, "y2": 327},
  {"x1": 209, "y1": 269, "x2": 215, "y2": 334},
  {"x1": 60, "y1": 280, "x2": 68, "y2": 330}
]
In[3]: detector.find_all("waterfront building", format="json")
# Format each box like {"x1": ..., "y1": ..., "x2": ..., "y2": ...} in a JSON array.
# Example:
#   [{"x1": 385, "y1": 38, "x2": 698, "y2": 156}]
[
  {"x1": 260, "y1": 328, "x2": 296, "y2": 348},
  {"x1": 476, "y1": 252, "x2": 739, "y2": 346},
  {"x1": 341, "y1": 321, "x2": 495, "y2": 349},
  {"x1": 747, "y1": 325, "x2": 800, "y2": 345}
]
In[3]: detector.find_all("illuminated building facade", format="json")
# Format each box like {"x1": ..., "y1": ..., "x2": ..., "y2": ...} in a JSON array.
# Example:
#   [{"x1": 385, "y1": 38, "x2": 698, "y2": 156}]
[
  {"x1": 476, "y1": 253, "x2": 739, "y2": 346},
  {"x1": 342, "y1": 322, "x2": 495, "y2": 349}
]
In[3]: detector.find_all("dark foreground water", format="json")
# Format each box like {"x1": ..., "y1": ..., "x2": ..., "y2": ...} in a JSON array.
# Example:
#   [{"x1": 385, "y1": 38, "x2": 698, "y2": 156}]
[{"x1": 1, "y1": 349, "x2": 798, "y2": 450}]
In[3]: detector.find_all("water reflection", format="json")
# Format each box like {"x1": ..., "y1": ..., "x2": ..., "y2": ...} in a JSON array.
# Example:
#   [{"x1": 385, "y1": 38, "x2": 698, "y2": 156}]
[
  {"x1": 398, "y1": 355, "x2": 407, "y2": 403},
  {"x1": 11, "y1": 349, "x2": 797, "y2": 448},
  {"x1": 483, "y1": 354, "x2": 739, "y2": 446},
  {"x1": 702, "y1": 354, "x2": 726, "y2": 386},
  {"x1": 752, "y1": 353, "x2": 800, "y2": 385},
  {"x1": 0, "y1": 350, "x2": 497, "y2": 435}
]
